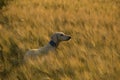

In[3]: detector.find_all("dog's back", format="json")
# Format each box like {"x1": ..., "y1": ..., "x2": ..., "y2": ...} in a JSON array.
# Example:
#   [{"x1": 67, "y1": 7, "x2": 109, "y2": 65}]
[{"x1": 24, "y1": 44, "x2": 55, "y2": 60}]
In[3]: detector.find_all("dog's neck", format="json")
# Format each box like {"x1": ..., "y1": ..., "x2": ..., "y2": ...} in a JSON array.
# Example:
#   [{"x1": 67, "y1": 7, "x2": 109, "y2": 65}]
[{"x1": 49, "y1": 40, "x2": 59, "y2": 48}]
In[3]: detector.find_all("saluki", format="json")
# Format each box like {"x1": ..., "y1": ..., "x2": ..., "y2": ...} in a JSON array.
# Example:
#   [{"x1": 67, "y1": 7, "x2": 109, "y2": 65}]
[{"x1": 24, "y1": 32, "x2": 71, "y2": 60}]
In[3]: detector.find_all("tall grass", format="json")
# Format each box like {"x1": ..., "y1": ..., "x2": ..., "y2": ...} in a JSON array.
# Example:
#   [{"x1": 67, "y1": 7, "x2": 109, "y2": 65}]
[{"x1": 0, "y1": 0, "x2": 120, "y2": 80}]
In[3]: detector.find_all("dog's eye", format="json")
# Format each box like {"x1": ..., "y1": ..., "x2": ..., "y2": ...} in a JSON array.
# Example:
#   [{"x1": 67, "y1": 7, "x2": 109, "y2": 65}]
[{"x1": 60, "y1": 34, "x2": 64, "y2": 36}]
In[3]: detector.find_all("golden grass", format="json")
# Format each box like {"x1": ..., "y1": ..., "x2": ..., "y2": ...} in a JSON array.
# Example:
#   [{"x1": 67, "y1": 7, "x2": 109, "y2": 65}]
[{"x1": 0, "y1": 0, "x2": 120, "y2": 80}]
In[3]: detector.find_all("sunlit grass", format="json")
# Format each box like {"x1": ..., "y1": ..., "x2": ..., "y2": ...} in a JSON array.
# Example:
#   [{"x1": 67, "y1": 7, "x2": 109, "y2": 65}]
[{"x1": 0, "y1": 0, "x2": 120, "y2": 80}]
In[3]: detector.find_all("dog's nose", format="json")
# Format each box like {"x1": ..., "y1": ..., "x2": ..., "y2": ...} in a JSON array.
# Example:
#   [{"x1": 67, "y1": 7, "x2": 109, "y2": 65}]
[{"x1": 68, "y1": 36, "x2": 71, "y2": 39}]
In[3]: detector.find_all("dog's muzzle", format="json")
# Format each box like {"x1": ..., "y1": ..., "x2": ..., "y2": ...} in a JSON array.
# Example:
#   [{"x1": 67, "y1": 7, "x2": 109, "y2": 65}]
[{"x1": 67, "y1": 36, "x2": 71, "y2": 40}]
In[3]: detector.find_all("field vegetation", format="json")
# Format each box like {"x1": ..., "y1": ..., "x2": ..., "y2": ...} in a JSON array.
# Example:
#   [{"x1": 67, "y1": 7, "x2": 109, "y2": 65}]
[{"x1": 0, "y1": 0, "x2": 120, "y2": 80}]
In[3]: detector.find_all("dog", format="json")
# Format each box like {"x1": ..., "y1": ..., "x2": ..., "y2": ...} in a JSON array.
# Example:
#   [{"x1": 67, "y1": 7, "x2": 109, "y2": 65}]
[{"x1": 24, "y1": 32, "x2": 71, "y2": 60}]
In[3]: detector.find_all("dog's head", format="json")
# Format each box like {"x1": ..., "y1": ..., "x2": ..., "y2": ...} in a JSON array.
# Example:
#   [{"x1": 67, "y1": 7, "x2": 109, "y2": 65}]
[{"x1": 51, "y1": 32, "x2": 71, "y2": 43}]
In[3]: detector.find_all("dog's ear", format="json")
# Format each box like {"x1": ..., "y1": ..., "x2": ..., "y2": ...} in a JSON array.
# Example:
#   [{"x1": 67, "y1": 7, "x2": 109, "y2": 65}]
[{"x1": 51, "y1": 34, "x2": 58, "y2": 43}]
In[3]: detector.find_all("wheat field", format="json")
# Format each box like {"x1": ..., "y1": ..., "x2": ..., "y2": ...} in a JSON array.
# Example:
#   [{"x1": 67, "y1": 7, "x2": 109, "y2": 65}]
[{"x1": 0, "y1": 0, "x2": 120, "y2": 80}]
